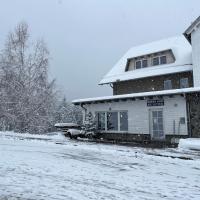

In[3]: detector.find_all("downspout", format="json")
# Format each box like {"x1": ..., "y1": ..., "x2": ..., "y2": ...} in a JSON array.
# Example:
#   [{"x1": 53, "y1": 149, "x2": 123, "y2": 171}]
[
  {"x1": 173, "y1": 120, "x2": 176, "y2": 135},
  {"x1": 186, "y1": 97, "x2": 192, "y2": 138},
  {"x1": 81, "y1": 103, "x2": 87, "y2": 121},
  {"x1": 178, "y1": 120, "x2": 181, "y2": 135}
]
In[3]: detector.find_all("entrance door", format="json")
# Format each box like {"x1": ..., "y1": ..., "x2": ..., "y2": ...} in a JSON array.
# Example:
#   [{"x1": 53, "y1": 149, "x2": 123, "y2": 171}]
[{"x1": 150, "y1": 109, "x2": 165, "y2": 140}]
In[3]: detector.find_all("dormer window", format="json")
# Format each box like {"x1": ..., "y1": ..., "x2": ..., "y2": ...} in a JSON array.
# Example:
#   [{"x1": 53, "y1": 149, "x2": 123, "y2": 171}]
[
  {"x1": 160, "y1": 55, "x2": 167, "y2": 64},
  {"x1": 125, "y1": 50, "x2": 175, "y2": 72},
  {"x1": 152, "y1": 55, "x2": 167, "y2": 66},
  {"x1": 135, "y1": 60, "x2": 141, "y2": 69},
  {"x1": 135, "y1": 59, "x2": 148, "y2": 69},
  {"x1": 152, "y1": 57, "x2": 159, "y2": 66},
  {"x1": 142, "y1": 59, "x2": 148, "y2": 67}
]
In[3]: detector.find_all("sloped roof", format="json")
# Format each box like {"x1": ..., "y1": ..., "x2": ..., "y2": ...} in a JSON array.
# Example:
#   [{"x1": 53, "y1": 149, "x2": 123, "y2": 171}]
[
  {"x1": 184, "y1": 16, "x2": 200, "y2": 43},
  {"x1": 99, "y1": 36, "x2": 192, "y2": 85}
]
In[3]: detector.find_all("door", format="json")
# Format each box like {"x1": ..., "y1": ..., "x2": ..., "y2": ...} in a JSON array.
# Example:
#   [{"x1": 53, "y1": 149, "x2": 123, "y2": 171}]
[{"x1": 150, "y1": 109, "x2": 165, "y2": 140}]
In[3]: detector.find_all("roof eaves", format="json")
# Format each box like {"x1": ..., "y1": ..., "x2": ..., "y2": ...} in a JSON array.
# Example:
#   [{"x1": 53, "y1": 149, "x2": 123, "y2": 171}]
[
  {"x1": 72, "y1": 87, "x2": 200, "y2": 105},
  {"x1": 99, "y1": 64, "x2": 193, "y2": 85},
  {"x1": 184, "y1": 16, "x2": 200, "y2": 43}
]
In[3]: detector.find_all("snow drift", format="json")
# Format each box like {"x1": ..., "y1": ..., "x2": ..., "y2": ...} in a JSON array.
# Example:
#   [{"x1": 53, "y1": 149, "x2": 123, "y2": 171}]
[{"x1": 178, "y1": 138, "x2": 200, "y2": 151}]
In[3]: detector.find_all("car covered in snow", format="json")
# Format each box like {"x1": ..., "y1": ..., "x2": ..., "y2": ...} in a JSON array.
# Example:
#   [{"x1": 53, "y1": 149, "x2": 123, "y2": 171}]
[
  {"x1": 54, "y1": 123, "x2": 80, "y2": 130},
  {"x1": 54, "y1": 123, "x2": 95, "y2": 139}
]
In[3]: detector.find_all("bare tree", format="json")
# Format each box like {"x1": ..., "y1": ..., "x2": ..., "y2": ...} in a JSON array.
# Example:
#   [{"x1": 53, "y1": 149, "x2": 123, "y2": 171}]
[
  {"x1": 54, "y1": 96, "x2": 83, "y2": 126},
  {"x1": 0, "y1": 22, "x2": 57, "y2": 134}
]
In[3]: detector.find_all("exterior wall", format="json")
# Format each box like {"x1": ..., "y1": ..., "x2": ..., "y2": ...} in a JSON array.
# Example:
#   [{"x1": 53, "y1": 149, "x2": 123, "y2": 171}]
[
  {"x1": 113, "y1": 72, "x2": 193, "y2": 95},
  {"x1": 126, "y1": 49, "x2": 175, "y2": 71},
  {"x1": 191, "y1": 27, "x2": 200, "y2": 87},
  {"x1": 186, "y1": 92, "x2": 200, "y2": 138},
  {"x1": 84, "y1": 95, "x2": 188, "y2": 139}
]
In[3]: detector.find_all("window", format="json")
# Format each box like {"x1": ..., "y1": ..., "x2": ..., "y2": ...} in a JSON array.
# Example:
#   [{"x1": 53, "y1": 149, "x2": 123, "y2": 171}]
[
  {"x1": 152, "y1": 55, "x2": 167, "y2": 66},
  {"x1": 152, "y1": 57, "x2": 159, "y2": 66},
  {"x1": 135, "y1": 60, "x2": 142, "y2": 69},
  {"x1": 96, "y1": 112, "x2": 105, "y2": 130},
  {"x1": 107, "y1": 112, "x2": 118, "y2": 131},
  {"x1": 142, "y1": 59, "x2": 148, "y2": 68},
  {"x1": 135, "y1": 59, "x2": 148, "y2": 69},
  {"x1": 180, "y1": 78, "x2": 189, "y2": 88},
  {"x1": 120, "y1": 111, "x2": 128, "y2": 131},
  {"x1": 164, "y1": 80, "x2": 172, "y2": 90},
  {"x1": 160, "y1": 56, "x2": 167, "y2": 64},
  {"x1": 96, "y1": 111, "x2": 128, "y2": 132}
]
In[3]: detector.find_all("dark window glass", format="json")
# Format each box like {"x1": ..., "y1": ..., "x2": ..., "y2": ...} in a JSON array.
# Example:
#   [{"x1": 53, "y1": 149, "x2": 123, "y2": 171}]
[
  {"x1": 152, "y1": 57, "x2": 159, "y2": 66},
  {"x1": 96, "y1": 112, "x2": 105, "y2": 130},
  {"x1": 120, "y1": 111, "x2": 128, "y2": 131},
  {"x1": 160, "y1": 56, "x2": 167, "y2": 64},
  {"x1": 142, "y1": 59, "x2": 148, "y2": 68},
  {"x1": 135, "y1": 60, "x2": 142, "y2": 69},
  {"x1": 164, "y1": 80, "x2": 172, "y2": 90},
  {"x1": 107, "y1": 112, "x2": 118, "y2": 131},
  {"x1": 180, "y1": 78, "x2": 189, "y2": 88}
]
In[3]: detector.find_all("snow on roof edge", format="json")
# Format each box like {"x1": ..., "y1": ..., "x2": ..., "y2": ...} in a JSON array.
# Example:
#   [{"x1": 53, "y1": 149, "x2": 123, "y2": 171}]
[
  {"x1": 72, "y1": 87, "x2": 200, "y2": 104},
  {"x1": 99, "y1": 64, "x2": 193, "y2": 85},
  {"x1": 184, "y1": 16, "x2": 200, "y2": 35},
  {"x1": 54, "y1": 123, "x2": 79, "y2": 127}
]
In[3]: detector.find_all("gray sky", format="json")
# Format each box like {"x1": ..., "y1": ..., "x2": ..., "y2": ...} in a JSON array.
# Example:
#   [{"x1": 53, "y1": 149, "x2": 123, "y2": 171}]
[{"x1": 0, "y1": 0, "x2": 200, "y2": 101}]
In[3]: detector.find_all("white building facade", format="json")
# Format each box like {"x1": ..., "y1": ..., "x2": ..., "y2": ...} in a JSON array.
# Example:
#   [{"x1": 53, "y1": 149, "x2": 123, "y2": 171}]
[{"x1": 73, "y1": 16, "x2": 200, "y2": 143}]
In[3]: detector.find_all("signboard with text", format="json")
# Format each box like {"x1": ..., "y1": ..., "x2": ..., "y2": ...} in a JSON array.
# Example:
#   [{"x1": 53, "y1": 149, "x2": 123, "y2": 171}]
[{"x1": 147, "y1": 99, "x2": 164, "y2": 107}]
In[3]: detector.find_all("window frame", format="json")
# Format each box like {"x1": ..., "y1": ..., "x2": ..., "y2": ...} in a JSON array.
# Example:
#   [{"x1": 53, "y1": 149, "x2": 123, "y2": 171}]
[
  {"x1": 152, "y1": 56, "x2": 160, "y2": 66},
  {"x1": 135, "y1": 60, "x2": 142, "y2": 69},
  {"x1": 96, "y1": 110, "x2": 128, "y2": 132},
  {"x1": 135, "y1": 59, "x2": 148, "y2": 69},
  {"x1": 164, "y1": 79, "x2": 172, "y2": 90},
  {"x1": 160, "y1": 55, "x2": 167, "y2": 65},
  {"x1": 96, "y1": 112, "x2": 106, "y2": 131},
  {"x1": 119, "y1": 111, "x2": 128, "y2": 131},
  {"x1": 180, "y1": 78, "x2": 189, "y2": 88},
  {"x1": 107, "y1": 111, "x2": 119, "y2": 131},
  {"x1": 152, "y1": 55, "x2": 167, "y2": 66},
  {"x1": 142, "y1": 59, "x2": 148, "y2": 68}
]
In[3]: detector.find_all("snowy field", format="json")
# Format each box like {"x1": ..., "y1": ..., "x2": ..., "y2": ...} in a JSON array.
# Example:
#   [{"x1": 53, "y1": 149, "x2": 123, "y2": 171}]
[{"x1": 0, "y1": 132, "x2": 200, "y2": 200}]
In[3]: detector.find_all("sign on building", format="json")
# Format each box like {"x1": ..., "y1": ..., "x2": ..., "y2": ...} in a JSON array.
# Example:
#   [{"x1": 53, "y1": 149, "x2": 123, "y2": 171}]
[{"x1": 147, "y1": 99, "x2": 164, "y2": 107}]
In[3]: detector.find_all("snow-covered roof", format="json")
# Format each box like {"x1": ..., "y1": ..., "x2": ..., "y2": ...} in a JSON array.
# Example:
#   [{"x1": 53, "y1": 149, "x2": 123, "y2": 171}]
[
  {"x1": 72, "y1": 87, "x2": 200, "y2": 104},
  {"x1": 54, "y1": 123, "x2": 79, "y2": 128},
  {"x1": 184, "y1": 16, "x2": 200, "y2": 43},
  {"x1": 100, "y1": 36, "x2": 192, "y2": 85}
]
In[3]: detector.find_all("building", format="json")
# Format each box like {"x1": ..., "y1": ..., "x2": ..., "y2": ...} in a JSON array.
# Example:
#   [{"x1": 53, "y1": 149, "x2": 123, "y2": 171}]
[{"x1": 72, "y1": 16, "x2": 200, "y2": 144}]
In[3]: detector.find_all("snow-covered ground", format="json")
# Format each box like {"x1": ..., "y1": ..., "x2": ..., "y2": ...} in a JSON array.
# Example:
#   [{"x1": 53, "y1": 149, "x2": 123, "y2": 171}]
[
  {"x1": 0, "y1": 132, "x2": 200, "y2": 200},
  {"x1": 179, "y1": 138, "x2": 200, "y2": 151}
]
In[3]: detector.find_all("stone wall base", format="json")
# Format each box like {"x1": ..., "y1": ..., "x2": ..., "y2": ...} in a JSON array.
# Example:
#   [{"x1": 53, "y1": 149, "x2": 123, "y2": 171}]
[{"x1": 95, "y1": 132, "x2": 188, "y2": 147}]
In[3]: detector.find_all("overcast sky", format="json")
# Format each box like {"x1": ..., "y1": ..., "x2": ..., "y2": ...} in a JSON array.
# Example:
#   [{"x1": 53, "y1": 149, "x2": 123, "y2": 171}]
[{"x1": 0, "y1": 0, "x2": 200, "y2": 100}]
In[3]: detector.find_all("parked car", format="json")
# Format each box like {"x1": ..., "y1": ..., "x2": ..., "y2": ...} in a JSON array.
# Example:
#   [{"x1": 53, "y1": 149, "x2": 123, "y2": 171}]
[{"x1": 54, "y1": 123, "x2": 95, "y2": 139}]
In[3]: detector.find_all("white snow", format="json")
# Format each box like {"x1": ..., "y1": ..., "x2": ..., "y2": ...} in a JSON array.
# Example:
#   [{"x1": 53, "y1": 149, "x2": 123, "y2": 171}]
[
  {"x1": 100, "y1": 64, "x2": 192, "y2": 85},
  {"x1": 72, "y1": 87, "x2": 200, "y2": 104},
  {"x1": 0, "y1": 132, "x2": 200, "y2": 200},
  {"x1": 100, "y1": 36, "x2": 192, "y2": 85},
  {"x1": 179, "y1": 138, "x2": 200, "y2": 151},
  {"x1": 0, "y1": 131, "x2": 66, "y2": 141},
  {"x1": 54, "y1": 122, "x2": 79, "y2": 127}
]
